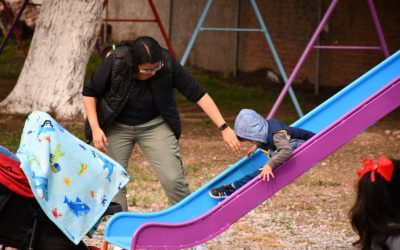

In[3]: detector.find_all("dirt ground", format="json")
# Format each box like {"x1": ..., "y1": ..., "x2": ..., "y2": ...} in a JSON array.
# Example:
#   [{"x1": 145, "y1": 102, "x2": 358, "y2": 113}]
[
  {"x1": 0, "y1": 71, "x2": 399, "y2": 249},
  {"x1": 80, "y1": 107, "x2": 399, "y2": 250}
]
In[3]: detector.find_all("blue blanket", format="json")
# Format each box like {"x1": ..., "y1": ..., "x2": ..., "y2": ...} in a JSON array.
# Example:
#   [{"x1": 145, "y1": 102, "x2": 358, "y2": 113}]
[{"x1": 16, "y1": 111, "x2": 130, "y2": 244}]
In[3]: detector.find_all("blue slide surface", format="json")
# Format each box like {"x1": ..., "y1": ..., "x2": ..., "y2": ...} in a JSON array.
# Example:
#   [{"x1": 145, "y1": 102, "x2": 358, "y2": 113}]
[{"x1": 104, "y1": 51, "x2": 400, "y2": 249}]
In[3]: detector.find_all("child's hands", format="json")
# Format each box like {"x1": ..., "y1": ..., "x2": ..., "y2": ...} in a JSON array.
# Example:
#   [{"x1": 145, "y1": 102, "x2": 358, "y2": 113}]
[
  {"x1": 259, "y1": 164, "x2": 274, "y2": 181},
  {"x1": 247, "y1": 144, "x2": 258, "y2": 158}
]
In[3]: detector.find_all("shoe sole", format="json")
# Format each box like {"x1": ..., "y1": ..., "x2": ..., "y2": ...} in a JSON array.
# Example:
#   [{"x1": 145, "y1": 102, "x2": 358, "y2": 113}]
[{"x1": 208, "y1": 190, "x2": 228, "y2": 199}]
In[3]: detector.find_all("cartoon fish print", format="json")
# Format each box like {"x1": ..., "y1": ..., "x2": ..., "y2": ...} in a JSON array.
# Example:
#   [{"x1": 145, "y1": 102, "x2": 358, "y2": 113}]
[
  {"x1": 79, "y1": 144, "x2": 86, "y2": 151},
  {"x1": 93, "y1": 188, "x2": 106, "y2": 204},
  {"x1": 101, "y1": 195, "x2": 107, "y2": 207},
  {"x1": 64, "y1": 196, "x2": 91, "y2": 217},
  {"x1": 38, "y1": 120, "x2": 56, "y2": 135},
  {"x1": 31, "y1": 171, "x2": 48, "y2": 201},
  {"x1": 50, "y1": 144, "x2": 65, "y2": 173},
  {"x1": 63, "y1": 177, "x2": 71, "y2": 186},
  {"x1": 28, "y1": 156, "x2": 41, "y2": 166},
  {"x1": 52, "y1": 208, "x2": 62, "y2": 218},
  {"x1": 78, "y1": 163, "x2": 88, "y2": 175},
  {"x1": 91, "y1": 150, "x2": 115, "y2": 182},
  {"x1": 89, "y1": 191, "x2": 95, "y2": 198}
]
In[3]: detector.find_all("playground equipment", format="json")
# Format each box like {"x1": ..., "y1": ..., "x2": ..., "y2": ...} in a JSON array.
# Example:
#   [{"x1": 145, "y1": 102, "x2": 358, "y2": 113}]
[
  {"x1": 267, "y1": 0, "x2": 389, "y2": 119},
  {"x1": 180, "y1": 0, "x2": 304, "y2": 118},
  {"x1": 101, "y1": 0, "x2": 175, "y2": 57},
  {"x1": 103, "y1": 50, "x2": 400, "y2": 249},
  {"x1": 0, "y1": 0, "x2": 29, "y2": 56}
]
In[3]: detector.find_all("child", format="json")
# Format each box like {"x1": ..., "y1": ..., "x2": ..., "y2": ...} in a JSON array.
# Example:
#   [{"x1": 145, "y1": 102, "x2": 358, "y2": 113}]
[
  {"x1": 209, "y1": 109, "x2": 315, "y2": 198},
  {"x1": 349, "y1": 157, "x2": 400, "y2": 249}
]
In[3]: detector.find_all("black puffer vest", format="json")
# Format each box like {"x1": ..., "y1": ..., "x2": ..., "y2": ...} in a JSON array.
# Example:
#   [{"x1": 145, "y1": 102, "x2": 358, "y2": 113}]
[
  {"x1": 84, "y1": 46, "x2": 186, "y2": 142},
  {"x1": 84, "y1": 46, "x2": 135, "y2": 141}
]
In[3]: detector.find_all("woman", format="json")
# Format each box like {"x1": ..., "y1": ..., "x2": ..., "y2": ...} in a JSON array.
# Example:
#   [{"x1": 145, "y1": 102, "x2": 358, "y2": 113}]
[{"x1": 82, "y1": 36, "x2": 241, "y2": 210}]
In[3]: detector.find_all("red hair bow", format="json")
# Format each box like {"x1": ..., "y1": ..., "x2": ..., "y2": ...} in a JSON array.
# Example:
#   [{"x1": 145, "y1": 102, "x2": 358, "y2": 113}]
[{"x1": 357, "y1": 156, "x2": 394, "y2": 182}]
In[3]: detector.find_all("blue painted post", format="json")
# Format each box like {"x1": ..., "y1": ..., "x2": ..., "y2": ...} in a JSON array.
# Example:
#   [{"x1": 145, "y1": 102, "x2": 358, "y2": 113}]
[
  {"x1": 180, "y1": 0, "x2": 213, "y2": 66},
  {"x1": 250, "y1": 0, "x2": 303, "y2": 117},
  {"x1": 180, "y1": 0, "x2": 304, "y2": 117}
]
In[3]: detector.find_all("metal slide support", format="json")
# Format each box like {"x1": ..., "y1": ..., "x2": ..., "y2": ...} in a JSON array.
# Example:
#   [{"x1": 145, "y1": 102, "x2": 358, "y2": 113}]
[
  {"x1": 367, "y1": 0, "x2": 389, "y2": 57},
  {"x1": 268, "y1": 0, "x2": 390, "y2": 118},
  {"x1": 180, "y1": 0, "x2": 303, "y2": 118},
  {"x1": 148, "y1": 0, "x2": 175, "y2": 58},
  {"x1": 249, "y1": 0, "x2": 303, "y2": 117},
  {"x1": 180, "y1": 0, "x2": 212, "y2": 66},
  {"x1": 101, "y1": 0, "x2": 175, "y2": 57},
  {"x1": 0, "y1": 0, "x2": 29, "y2": 56}
]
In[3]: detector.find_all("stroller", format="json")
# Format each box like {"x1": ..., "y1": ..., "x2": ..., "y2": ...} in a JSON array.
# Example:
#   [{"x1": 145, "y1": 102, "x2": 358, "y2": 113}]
[{"x1": 0, "y1": 145, "x2": 121, "y2": 250}]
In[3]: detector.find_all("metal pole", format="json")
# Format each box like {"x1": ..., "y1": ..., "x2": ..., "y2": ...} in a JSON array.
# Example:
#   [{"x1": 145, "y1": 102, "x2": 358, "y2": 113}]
[
  {"x1": 180, "y1": 0, "x2": 213, "y2": 65},
  {"x1": 233, "y1": 0, "x2": 240, "y2": 77},
  {"x1": 250, "y1": 0, "x2": 303, "y2": 117},
  {"x1": 168, "y1": 0, "x2": 173, "y2": 43},
  {"x1": 148, "y1": 0, "x2": 176, "y2": 57},
  {"x1": 102, "y1": 0, "x2": 108, "y2": 44},
  {"x1": 366, "y1": 0, "x2": 389, "y2": 57},
  {"x1": 267, "y1": 0, "x2": 339, "y2": 119},
  {"x1": 314, "y1": 0, "x2": 322, "y2": 95},
  {"x1": 0, "y1": 0, "x2": 29, "y2": 55}
]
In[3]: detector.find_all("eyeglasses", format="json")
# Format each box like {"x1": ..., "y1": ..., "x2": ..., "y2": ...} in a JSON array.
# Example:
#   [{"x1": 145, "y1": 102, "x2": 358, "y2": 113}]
[{"x1": 139, "y1": 62, "x2": 164, "y2": 75}]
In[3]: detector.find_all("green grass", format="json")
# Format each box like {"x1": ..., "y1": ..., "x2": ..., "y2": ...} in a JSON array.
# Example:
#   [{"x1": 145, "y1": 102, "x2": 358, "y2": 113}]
[
  {"x1": 176, "y1": 72, "x2": 276, "y2": 116},
  {"x1": 179, "y1": 71, "x2": 302, "y2": 125},
  {"x1": 0, "y1": 40, "x2": 26, "y2": 80},
  {"x1": 84, "y1": 52, "x2": 102, "y2": 82}
]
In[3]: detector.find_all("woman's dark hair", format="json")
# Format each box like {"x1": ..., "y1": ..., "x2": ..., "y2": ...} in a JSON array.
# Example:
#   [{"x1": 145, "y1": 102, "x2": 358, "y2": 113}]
[
  {"x1": 349, "y1": 159, "x2": 400, "y2": 249},
  {"x1": 129, "y1": 36, "x2": 162, "y2": 71}
]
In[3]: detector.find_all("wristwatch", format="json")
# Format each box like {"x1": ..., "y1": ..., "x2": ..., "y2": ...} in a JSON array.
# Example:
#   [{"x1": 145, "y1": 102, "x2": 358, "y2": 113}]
[{"x1": 218, "y1": 122, "x2": 229, "y2": 131}]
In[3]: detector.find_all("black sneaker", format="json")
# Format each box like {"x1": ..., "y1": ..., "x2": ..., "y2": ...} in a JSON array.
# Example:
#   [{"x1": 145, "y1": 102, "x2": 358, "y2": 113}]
[{"x1": 209, "y1": 184, "x2": 236, "y2": 199}]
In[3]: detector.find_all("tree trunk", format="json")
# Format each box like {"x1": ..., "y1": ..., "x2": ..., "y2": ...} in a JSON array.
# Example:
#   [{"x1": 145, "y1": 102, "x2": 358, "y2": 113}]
[{"x1": 0, "y1": 0, "x2": 101, "y2": 118}]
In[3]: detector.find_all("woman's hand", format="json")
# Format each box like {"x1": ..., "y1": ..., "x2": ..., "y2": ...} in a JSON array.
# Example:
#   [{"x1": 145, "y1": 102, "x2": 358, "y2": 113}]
[
  {"x1": 221, "y1": 127, "x2": 241, "y2": 154},
  {"x1": 259, "y1": 164, "x2": 274, "y2": 181},
  {"x1": 246, "y1": 144, "x2": 258, "y2": 158},
  {"x1": 92, "y1": 127, "x2": 108, "y2": 152}
]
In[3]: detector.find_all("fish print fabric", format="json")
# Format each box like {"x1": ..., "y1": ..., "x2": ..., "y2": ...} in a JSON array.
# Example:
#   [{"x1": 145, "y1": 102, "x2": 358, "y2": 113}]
[{"x1": 16, "y1": 111, "x2": 130, "y2": 244}]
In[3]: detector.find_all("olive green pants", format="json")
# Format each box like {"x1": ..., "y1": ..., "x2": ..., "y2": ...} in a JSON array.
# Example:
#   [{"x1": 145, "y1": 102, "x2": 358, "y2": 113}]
[{"x1": 104, "y1": 116, "x2": 190, "y2": 210}]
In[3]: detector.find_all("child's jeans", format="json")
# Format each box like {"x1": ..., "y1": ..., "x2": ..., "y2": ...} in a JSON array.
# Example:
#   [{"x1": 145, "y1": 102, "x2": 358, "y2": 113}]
[{"x1": 233, "y1": 139, "x2": 305, "y2": 190}]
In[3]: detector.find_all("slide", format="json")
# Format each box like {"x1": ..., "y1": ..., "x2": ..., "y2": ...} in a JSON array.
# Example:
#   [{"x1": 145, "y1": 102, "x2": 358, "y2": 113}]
[{"x1": 104, "y1": 51, "x2": 400, "y2": 249}]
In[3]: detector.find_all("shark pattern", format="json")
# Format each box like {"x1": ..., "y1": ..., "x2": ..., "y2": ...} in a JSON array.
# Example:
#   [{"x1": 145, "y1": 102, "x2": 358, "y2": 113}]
[
  {"x1": 91, "y1": 150, "x2": 115, "y2": 182},
  {"x1": 64, "y1": 196, "x2": 91, "y2": 217},
  {"x1": 31, "y1": 170, "x2": 49, "y2": 201}
]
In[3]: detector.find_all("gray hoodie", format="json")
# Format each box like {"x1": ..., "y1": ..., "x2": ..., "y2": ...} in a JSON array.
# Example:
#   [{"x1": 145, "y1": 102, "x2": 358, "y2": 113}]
[{"x1": 233, "y1": 109, "x2": 269, "y2": 144}]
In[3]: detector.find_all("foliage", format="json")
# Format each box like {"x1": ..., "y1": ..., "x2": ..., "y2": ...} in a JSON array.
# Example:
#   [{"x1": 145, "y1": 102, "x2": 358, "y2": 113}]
[{"x1": 0, "y1": 39, "x2": 26, "y2": 80}]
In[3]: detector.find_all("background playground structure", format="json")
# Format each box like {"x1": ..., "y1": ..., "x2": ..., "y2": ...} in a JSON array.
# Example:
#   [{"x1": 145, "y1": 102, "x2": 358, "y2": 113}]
[{"x1": 0, "y1": 0, "x2": 400, "y2": 249}]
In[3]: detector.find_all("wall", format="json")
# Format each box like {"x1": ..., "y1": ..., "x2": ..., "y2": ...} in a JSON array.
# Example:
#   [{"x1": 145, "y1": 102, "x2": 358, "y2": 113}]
[{"x1": 104, "y1": 0, "x2": 400, "y2": 87}]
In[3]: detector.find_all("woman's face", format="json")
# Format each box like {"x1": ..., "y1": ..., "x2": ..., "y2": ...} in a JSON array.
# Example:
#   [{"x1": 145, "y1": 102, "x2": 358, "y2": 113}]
[{"x1": 136, "y1": 61, "x2": 163, "y2": 80}]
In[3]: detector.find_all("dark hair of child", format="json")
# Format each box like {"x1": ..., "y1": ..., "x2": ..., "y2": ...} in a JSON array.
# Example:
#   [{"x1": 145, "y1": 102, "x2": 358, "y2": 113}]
[{"x1": 349, "y1": 157, "x2": 400, "y2": 249}]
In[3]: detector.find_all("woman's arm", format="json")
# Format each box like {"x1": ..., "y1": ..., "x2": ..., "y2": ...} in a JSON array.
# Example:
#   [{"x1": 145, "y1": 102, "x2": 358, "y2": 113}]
[
  {"x1": 197, "y1": 93, "x2": 241, "y2": 154},
  {"x1": 82, "y1": 96, "x2": 108, "y2": 152}
]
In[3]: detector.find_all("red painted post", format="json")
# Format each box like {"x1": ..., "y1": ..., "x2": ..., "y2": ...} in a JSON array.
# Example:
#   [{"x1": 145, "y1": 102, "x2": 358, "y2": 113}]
[
  {"x1": 101, "y1": 0, "x2": 176, "y2": 58},
  {"x1": 148, "y1": 0, "x2": 175, "y2": 57}
]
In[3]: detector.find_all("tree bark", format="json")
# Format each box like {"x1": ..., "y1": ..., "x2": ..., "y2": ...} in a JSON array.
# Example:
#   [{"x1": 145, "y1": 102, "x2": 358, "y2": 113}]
[{"x1": 0, "y1": 0, "x2": 101, "y2": 118}]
